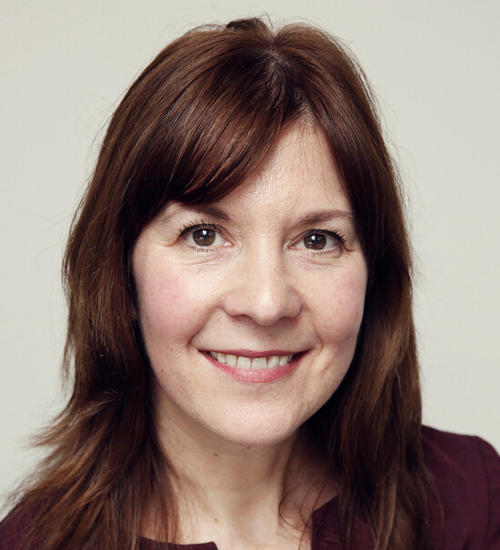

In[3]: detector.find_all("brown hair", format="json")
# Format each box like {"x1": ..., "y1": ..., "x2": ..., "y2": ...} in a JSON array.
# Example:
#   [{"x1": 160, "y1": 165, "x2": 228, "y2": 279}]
[{"x1": 9, "y1": 17, "x2": 433, "y2": 549}]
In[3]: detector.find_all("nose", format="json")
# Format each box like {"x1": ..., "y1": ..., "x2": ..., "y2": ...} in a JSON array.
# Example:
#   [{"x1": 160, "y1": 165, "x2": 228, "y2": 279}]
[{"x1": 221, "y1": 246, "x2": 302, "y2": 326}]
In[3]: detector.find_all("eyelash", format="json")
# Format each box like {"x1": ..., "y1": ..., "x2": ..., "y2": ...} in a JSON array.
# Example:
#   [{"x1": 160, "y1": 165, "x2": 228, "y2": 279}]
[
  {"x1": 179, "y1": 221, "x2": 226, "y2": 252},
  {"x1": 179, "y1": 221, "x2": 219, "y2": 236},
  {"x1": 178, "y1": 221, "x2": 346, "y2": 253},
  {"x1": 301, "y1": 229, "x2": 346, "y2": 248}
]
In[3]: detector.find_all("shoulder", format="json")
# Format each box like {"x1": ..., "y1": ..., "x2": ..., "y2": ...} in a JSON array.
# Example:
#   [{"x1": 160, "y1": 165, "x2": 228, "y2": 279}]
[
  {"x1": 422, "y1": 425, "x2": 500, "y2": 549},
  {"x1": 422, "y1": 424, "x2": 500, "y2": 491}
]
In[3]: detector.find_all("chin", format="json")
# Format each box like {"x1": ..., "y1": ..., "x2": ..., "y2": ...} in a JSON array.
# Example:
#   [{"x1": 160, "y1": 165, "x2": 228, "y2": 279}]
[{"x1": 201, "y1": 410, "x2": 306, "y2": 449}]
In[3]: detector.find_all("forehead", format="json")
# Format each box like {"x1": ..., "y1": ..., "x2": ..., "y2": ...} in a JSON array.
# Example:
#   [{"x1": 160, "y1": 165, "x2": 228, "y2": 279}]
[
  {"x1": 157, "y1": 122, "x2": 352, "y2": 228},
  {"x1": 216, "y1": 122, "x2": 351, "y2": 216}
]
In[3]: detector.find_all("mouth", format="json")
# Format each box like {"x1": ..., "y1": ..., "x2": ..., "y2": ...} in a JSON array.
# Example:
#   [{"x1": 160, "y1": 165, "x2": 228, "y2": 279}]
[
  {"x1": 207, "y1": 351, "x2": 298, "y2": 369},
  {"x1": 201, "y1": 350, "x2": 306, "y2": 383}
]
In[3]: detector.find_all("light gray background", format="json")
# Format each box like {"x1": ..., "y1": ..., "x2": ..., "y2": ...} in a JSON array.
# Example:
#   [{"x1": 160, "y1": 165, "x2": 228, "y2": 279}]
[{"x1": 1, "y1": 0, "x2": 499, "y2": 508}]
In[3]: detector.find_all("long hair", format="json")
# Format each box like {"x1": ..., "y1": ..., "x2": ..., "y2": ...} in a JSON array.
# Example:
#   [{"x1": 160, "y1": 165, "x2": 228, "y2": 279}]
[{"x1": 9, "y1": 18, "x2": 432, "y2": 549}]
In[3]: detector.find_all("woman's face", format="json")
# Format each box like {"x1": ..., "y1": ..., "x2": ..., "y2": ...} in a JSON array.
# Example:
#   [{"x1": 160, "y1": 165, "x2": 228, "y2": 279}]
[{"x1": 133, "y1": 123, "x2": 367, "y2": 448}]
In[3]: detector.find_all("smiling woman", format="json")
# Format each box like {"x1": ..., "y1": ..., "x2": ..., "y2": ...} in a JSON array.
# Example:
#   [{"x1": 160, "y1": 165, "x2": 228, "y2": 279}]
[
  {"x1": 133, "y1": 123, "x2": 367, "y2": 449},
  {"x1": 1, "y1": 16, "x2": 499, "y2": 550}
]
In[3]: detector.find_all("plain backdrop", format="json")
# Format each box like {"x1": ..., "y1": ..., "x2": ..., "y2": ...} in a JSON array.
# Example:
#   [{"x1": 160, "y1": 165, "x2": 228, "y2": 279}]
[{"x1": 1, "y1": 0, "x2": 499, "y2": 509}]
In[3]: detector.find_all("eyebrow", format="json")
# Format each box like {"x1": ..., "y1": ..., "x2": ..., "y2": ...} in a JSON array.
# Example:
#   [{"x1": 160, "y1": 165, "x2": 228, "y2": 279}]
[
  {"x1": 160, "y1": 204, "x2": 354, "y2": 226},
  {"x1": 158, "y1": 203, "x2": 232, "y2": 224},
  {"x1": 186, "y1": 204, "x2": 232, "y2": 221},
  {"x1": 293, "y1": 209, "x2": 355, "y2": 227}
]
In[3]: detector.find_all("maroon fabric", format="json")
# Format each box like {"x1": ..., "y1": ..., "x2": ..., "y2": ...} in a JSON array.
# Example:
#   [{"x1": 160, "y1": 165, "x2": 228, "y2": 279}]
[{"x1": 1, "y1": 426, "x2": 499, "y2": 549}]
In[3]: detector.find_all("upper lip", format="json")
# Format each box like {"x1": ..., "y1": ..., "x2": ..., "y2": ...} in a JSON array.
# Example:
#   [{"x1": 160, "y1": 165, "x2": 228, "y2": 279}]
[{"x1": 202, "y1": 349, "x2": 303, "y2": 358}]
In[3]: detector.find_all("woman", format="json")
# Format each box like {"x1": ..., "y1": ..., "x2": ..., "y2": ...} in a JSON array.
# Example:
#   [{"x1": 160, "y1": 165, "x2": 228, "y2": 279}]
[{"x1": 1, "y1": 17, "x2": 498, "y2": 550}]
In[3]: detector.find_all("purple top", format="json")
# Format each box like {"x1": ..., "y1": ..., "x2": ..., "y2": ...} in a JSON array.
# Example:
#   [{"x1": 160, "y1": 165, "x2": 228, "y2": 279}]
[{"x1": 1, "y1": 426, "x2": 499, "y2": 549}]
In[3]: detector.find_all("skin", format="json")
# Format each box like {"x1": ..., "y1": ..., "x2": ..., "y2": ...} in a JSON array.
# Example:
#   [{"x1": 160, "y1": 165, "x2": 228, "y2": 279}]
[{"x1": 133, "y1": 122, "x2": 368, "y2": 549}]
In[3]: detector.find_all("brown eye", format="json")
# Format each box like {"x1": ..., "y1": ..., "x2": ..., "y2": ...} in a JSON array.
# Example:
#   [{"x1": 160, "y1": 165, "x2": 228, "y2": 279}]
[
  {"x1": 303, "y1": 233, "x2": 327, "y2": 250},
  {"x1": 192, "y1": 228, "x2": 216, "y2": 246},
  {"x1": 180, "y1": 223, "x2": 229, "y2": 250},
  {"x1": 295, "y1": 231, "x2": 344, "y2": 254}
]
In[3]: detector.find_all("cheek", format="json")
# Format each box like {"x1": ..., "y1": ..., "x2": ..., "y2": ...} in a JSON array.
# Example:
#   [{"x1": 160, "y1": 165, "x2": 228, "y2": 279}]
[
  {"x1": 135, "y1": 266, "x2": 209, "y2": 397},
  {"x1": 301, "y1": 268, "x2": 367, "y2": 414},
  {"x1": 135, "y1": 263, "x2": 214, "y2": 347},
  {"x1": 312, "y1": 266, "x2": 367, "y2": 344},
  {"x1": 140, "y1": 271, "x2": 186, "y2": 330},
  {"x1": 136, "y1": 267, "x2": 203, "y2": 375}
]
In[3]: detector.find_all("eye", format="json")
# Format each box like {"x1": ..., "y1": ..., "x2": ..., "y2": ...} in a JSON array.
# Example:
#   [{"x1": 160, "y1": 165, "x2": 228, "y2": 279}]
[
  {"x1": 180, "y1": 224, "x2": 228, "y2": 249},
  {"x1": 191, "y1": 227, "x2": 216, "y2": 246},
  {"x1": 295, "y1": 231, "x2": 344, "y2": 252}
]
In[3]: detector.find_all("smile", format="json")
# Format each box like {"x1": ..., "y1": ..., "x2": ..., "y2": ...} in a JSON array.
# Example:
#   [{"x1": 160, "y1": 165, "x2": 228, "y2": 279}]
[
  {"x1": 203, "y1": 350, "x2": 305, "y2": 383},
  {"x1": 207, "y1": 351, "x2": 294, "y2": 369}
]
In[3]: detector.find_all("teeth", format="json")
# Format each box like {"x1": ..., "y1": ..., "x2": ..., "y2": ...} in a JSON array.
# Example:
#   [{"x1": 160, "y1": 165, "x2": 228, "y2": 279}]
[
  {"x1": 208, "y1": 351, "x2": 295, "y2": 369},
  {"x1": 252, "y1": 357, "x2": 267, "y2": 370},
  {"x1": 237, "y1": 356, "x2": 252, "y2": 368},
  {"x1": 268, "y1": 355, "x2": 279, "y2": 368}
]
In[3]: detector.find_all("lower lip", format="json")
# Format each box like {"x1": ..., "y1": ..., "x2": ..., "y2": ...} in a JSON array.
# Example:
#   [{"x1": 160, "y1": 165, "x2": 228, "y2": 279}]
[{"x1": 203, "y1": 352, "x2": 303, "y2": 383}]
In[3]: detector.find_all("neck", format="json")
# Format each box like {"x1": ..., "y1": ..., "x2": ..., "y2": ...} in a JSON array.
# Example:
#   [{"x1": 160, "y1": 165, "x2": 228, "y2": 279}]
[
  {"x1": 153, "y1": 397, "x2": 332, "y2": 546},
  {"x1": 160, "y1": 404, "x2": 298, "y2": 516}
]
